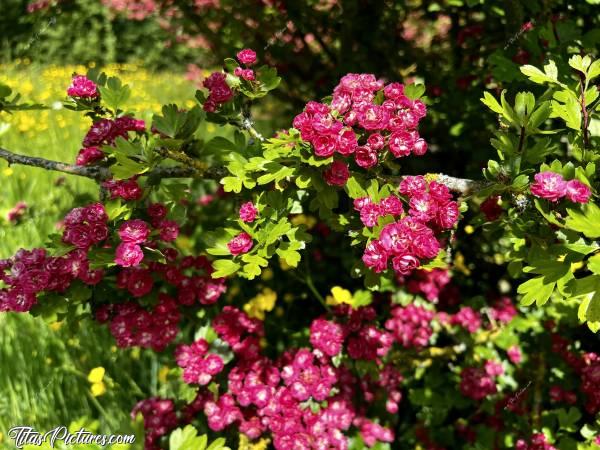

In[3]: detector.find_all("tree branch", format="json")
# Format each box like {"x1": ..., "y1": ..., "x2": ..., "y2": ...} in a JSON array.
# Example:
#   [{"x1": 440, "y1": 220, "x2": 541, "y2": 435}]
[
  {"x1": 0, "y1": 147, "x2": 110, "y2": 181},
  {"x1": 389, "y1": 174, "x2": 490, "y2": 195},
  {"x1": 0, "y1": 147, "x2": 489, "y2": 195},
  {"x1": 0, "y1": 147, "x2": 224, "y2": 182}
]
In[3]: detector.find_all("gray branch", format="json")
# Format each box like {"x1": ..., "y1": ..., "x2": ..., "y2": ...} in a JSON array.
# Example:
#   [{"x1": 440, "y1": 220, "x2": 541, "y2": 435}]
[
  {"x1": 0, "y1": 147, "x2": 488, "y2": 195},
  {"x1": 0, "y1": 147, "x2": 225, "y2": 182}
]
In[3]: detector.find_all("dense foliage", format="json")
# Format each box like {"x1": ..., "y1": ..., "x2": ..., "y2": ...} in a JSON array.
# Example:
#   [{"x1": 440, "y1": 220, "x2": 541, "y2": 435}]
[{"x1": 2, "y1": 1, "x2": 600, "y2": 450}]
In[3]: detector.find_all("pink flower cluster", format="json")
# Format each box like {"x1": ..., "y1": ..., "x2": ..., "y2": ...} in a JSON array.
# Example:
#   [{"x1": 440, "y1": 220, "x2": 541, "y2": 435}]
[
  {"x1": 293, "y1": 74, "x2": 427, "y2": 185},
  {"x1": 176, "y1": 338, "x2": 224, "y2": 385},
  {"x1": 203, "y1": 72, "x2": 234, "y2": 112},
  {"x1": 175, "y1": 306, "x2": 399, "y2": 449},
  {"x1": 459, "y1": 361, "x2": 503, "y2": 400},
  {"x1": 515, "y1": 433, "x2": 557, "y2": 450},
  {"x1": 62, "y1": 202, "x2": 109, "y2": 250},
  {"x1": 131, "y1": 397, "x2": 178, "y2": 450},
  {"x1": 360, "y1": 177, "x2": 458, "y2": 277},
  {"x1": 102, "y1": 178, "x2": 144, "y2": 201},
  {"x1": 234, "y1": 48, "x2": 257, "y2": 81},
  {"x1": 0, "y1": 247, "x2": 101, "y2": 313},
  {"x1": 450, "y1": 306, "x2": 482, "y2": 333},
  {"x1": 385, "y1": 304, "x2": 434, "y2": 348},
  {"x1": 530, "y1": 171, "x2": 591, "y2": 203},
  {"x1": 337, "y1": 306, "x2": 393, "y2": 361},
  {"x1": 7, "y1": 201, "x2": 27, "y2": 223},
  {"x1": 489, "y1": 296, "x2": 518, "y2": 324},
  {"x1": 356, "y1": 419, "x2": 394, "y2": 447},
  {"x1": 82, "y1": 116, "x2": 146, "y2": 148},
  {"x1": 405, "y1": 268, "x2": 457, "y2": 304},
  {"x1": 309, "y1": 318, "x2": 344, "y2": 357},
  {"x1": 97, "y1": 293, "x2": 181, "y2": 351},
  {"x1": 67, "y1": 75, "x2": 99, "y2": 99},
  {"x1": 115, "y1": 218, "x2": 152, "y2": 267},
  {"x1": 77, "y1": 115, "x2": 145, "y2": 167},
  {"x1": 549, "y1": 385, "x2": 577, "y2": 404}
]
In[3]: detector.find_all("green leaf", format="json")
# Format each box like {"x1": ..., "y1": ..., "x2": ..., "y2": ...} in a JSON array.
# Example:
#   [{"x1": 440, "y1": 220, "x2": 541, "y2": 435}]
[
  {"x1": 98, "y1": 77, "x2": 131, "y2": 112},
  {"x1": 211, "y1": 259, "x2": 240, "y2": 278},
  {"x1": 568, "y1": 55, "x2": 592, "y2": 74},
  {"x1": 588, "y1": 254, "x2": 600, "y2": 274},
  {"x1": 517, "y1": 276, "x2": 555, "y2": 306},
  {"x1": 550, "y1": 94, "x2": 581, "y2": 130},
  {"x1": 520, "y1": 61, "x2": 560, "y2": 85},
  {"x1": 565, "y1": 203, "x2": 600, "y2": 238},
  {"x1": 528, "y1": 101, "x2": 551, "y2": 130},
  {"x1": 588, "y1": 59, "x2": 600, "y2": 81},
  {"x1": 481, "y1": 91, "x2": 503, "y2": 115},
  {"x1": 404, "y1": 83, "x2": 426, "y2": 100},
  {"x1": 169, "y1": 425, "x2": 207, "y2": 450}
]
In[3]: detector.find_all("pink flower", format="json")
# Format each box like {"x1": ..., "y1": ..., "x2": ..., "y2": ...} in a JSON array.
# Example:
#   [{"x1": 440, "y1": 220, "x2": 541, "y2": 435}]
[
  {"x1": 367, "y1": 133, "x2": 385, "y2": 150},
  {"x1": 507, "y1": 345, "x2": 522, "y2": 364},
  {"x1": 362, "y1": 240, "x2": 389, "y2": 273},
  {"x1": 460, "y1": 367, "x2": 497, "y2": 400},
  {"x1": 227, "y1": 232, "x2": 253, "y2": 256},
  {"x1": 530, "y1": 171, "x2": 567, "y2": 202},
  {"x1": 147, "y1": 203, "x2": 167, "y2": 221},
  {"x1": 115, "y1": 243, "x2": 144, "y2": 267},
  {"x1": 323, "y1": 161, "x2": 349, "y2": 186},
  {"x1": 67, "y1": 75, "x2": 99, "y2": 99},
  {"x1": 380, "y1": 195, "x2": 404, "y2": 216},
  {"x1": 239, "y1": 202, "x2": 258, "y2": 222},
  {"x1": 237, "y1": 48, "x2": 257, "y2": 65},
  {"x1": 310, "y1": 318, "x2": 344, "y2": 357},
  {"x1": 392, "y1": 254, "x2": 420, "y2": 275},
  {"x1": 75, "y1": 146, "x2": 104, "y2": 166},
  {"x1": 360, "y1": 203, "x2": 383, "y2": 227},
  {"x1": 565, "y1": 179, "x2": 591, "y2": 203},
  {"x1": 126, "y1": 269, "x2": 154, "y2": 297},
  {"x1": 336, "y1": 129, "x2": 358, "y2": 156},
  {"x1": 399, "y1": 175, "x2": 427, "y2": 196},
  {"x1": 358, "y1": 105, "x2": 389, "y2": 130},
  {"x1": 451, "y1": 307, "x2": 482, "y2": 333},
  {"x1": 159, "y1": 220, "x2": 180, "y2": 242},
  {"x1": 412, "y1": 138, "x2": 428, "y2": 156},
  {"x1": 118, "y1": 219, "x2": 150, "y2": 244},
  {"x1": 313, "y1": 134, "x2": 337, "y2": 157},
  {"x1": 480, "y1": 196, "x2": 503, "y2": 221},
  {"x1": 388, "y1": 131, "x2": 413, "y2": 157},
  {"x1": 355, "y1": 145, "x2": 378, "y2": 168},
  {"x1": 379, "y1": 222, "x2": 410, "y2": 254},
  {"x1": 436, "y1": 201, "x2": 460, "y2": 229}
]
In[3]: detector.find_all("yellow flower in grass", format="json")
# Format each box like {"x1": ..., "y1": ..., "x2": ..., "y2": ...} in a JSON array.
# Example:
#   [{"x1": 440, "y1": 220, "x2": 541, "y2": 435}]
[
  {"x1": 326, "y1": 286, "x2": 353, "y2": 306},
  {"x1": 243, "y1": 288, "x2": 277, "y2": 320},
  {"x1": 158, "y1": 366, "x2": 170, "y2": 384},
  {"x1": 238, "y1": 434, "x2": 270, "y2": 450},
  {"x1": 88, "y1": 367, "x2": 106, "y2": 397}
]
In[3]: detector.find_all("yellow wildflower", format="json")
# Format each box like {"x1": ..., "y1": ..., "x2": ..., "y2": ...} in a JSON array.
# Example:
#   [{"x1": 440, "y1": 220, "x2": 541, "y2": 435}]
[
  {"x1": 88, "y1": 367, "x2": 105, "y2": 383},
  {"x1": 244, "y1": 288, "x2": 277, "y2": 320},
  {"x1": 91, "y1": 382, "x2": 106, "y2": 397},
  {"x1": 464, "y1": 225, "x2": 474, "y2": 234},
  {"x1": 88, "y1": 367, "x2": 107, "y2": 397},
  {"x1": 238, "y1": 434, "x2": 270, "y2": 450},
  {"x1": 326, "y1": 286, "x2": 353, "y2": 306},
  {"x1": 261, "y1": 268, "x2": 274, "y2": 281},
  {"x1": 158, "y1": 366, "x2": 170, "y2": 384}
]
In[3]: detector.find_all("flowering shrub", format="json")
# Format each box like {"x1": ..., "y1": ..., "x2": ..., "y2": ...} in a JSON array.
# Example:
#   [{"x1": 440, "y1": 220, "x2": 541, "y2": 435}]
[{"x1": 1, "y1": 45, "x2": 600, "y2": 450}]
